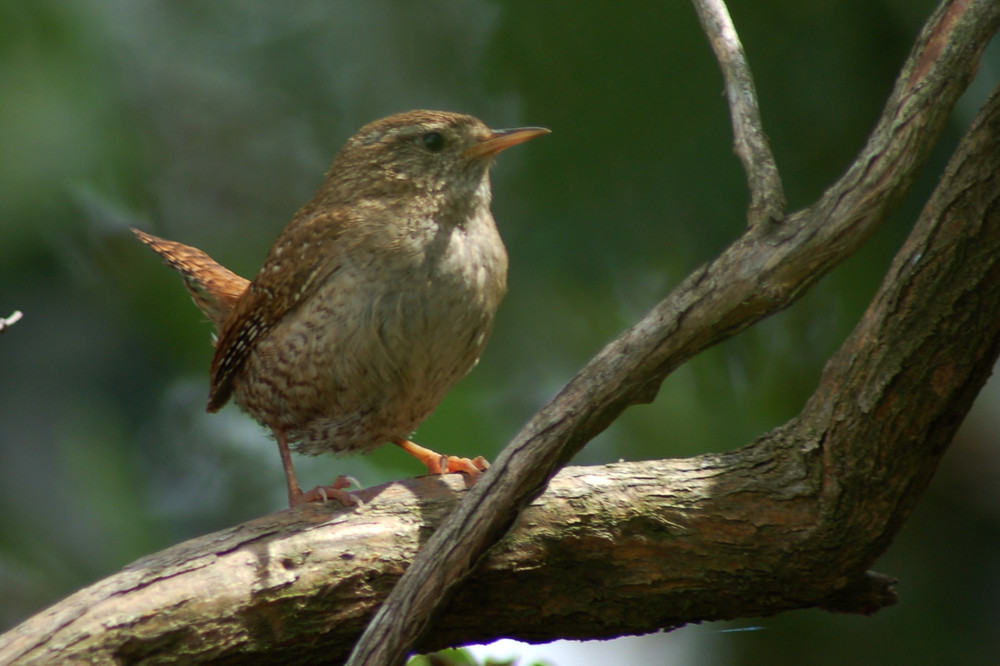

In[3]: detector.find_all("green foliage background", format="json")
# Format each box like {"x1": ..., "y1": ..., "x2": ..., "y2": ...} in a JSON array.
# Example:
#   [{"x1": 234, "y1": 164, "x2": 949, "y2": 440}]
[{"x1": 2, "y1": 1, "x2": 999, "y2": 663}]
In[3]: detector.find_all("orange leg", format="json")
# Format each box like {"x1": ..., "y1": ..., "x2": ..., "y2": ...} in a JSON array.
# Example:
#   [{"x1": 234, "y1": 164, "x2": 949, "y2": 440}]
[
  {"x1": 393, "y1": 438, "x2": 490, "y2": 482},
  {"x1": 275, "y1": 429, "x2": 358, "y2": 507}
]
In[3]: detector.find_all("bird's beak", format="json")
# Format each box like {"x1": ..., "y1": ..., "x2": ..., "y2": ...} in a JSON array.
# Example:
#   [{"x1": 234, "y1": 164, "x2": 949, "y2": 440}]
[{"x1": 463, "y1": 126, "x2": 551, "y2": 160}]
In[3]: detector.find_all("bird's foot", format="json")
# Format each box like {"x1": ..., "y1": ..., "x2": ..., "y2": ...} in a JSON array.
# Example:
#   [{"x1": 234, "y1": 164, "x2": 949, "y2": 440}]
[
  {"x1": 393, "y1": 439, "x2": 490, "y2": 484},
  {"x1": 291, "y1": 475, "x2": 362, "y2": 507},
  {"x1": 436, "y1": 455, "x2": 490, "y2": 482}
]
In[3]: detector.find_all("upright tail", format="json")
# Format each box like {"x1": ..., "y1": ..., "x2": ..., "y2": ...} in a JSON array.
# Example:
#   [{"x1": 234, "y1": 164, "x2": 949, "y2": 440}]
[{"x1": 132, "y1": 228, "x2": 250, "y2": 330}]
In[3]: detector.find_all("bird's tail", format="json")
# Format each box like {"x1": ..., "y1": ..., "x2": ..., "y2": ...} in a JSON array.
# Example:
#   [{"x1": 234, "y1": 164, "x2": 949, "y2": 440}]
[{"x1": 132, "y1": 228, "x2": 250, "y2": 331}]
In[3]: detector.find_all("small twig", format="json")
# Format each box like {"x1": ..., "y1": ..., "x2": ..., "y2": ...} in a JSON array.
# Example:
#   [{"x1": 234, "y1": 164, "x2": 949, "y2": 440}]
[
  {"x1": 690, "y1": 0, "x2": 785, "y2": 228},
  {"x1": 0, "y1": 310, "x2": 23, "y2": 333}
]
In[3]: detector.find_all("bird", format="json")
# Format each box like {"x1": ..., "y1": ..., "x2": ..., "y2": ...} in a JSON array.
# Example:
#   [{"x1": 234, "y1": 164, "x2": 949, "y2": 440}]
[{"x1": 133, "y1": 110, "x2": 549, "y2": 508}]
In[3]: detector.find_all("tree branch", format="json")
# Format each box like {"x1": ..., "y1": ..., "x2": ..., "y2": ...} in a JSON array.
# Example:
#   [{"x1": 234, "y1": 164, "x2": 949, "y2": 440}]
[
  {"x1": 348, "y1": 2, "x2": 1000, "y2": 663},
  {"x1": 691, "y1": 0, "x2": 785, "y2": 227},
  {"x1": 3, "y1": 463, "x2": 887, "y2": 664}
]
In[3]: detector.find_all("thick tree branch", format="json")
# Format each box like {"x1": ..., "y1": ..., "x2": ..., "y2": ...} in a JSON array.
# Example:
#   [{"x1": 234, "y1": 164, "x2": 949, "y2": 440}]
[
  {"x1": 0, "y1": 464, "x2": 891, "y2": 665},
  {"x1": 349, "y1": 2, "x2": 1000, "y2": 664},
  {"x1": 691, "y1": 0, "x2": 785, "y2": 227}
]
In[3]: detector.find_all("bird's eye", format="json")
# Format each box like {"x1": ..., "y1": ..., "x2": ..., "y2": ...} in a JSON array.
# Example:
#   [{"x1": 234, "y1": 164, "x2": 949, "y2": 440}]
[{"x1": 422, "y1": 131, "x2": 445, "y2": 152}]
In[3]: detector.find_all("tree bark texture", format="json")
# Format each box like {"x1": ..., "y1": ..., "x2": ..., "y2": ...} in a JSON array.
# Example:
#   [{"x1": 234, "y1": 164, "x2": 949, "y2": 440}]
[{"x1": 1, "y1": 1, "x2": 999, "y2": 664}]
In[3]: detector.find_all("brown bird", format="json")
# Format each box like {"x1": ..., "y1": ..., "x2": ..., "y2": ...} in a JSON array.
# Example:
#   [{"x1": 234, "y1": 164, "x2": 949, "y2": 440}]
[{"x1": 134, "y1": 110, "x2": 548, "y2": 507}]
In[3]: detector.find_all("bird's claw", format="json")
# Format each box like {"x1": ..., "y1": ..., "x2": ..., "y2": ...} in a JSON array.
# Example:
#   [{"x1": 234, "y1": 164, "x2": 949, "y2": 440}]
[
  {"x1": 439, "y1": 455, "x2": 490, "y2": 483},
  {"x1": 295, "y1": 475, "x2": 363, "y2": 507}
]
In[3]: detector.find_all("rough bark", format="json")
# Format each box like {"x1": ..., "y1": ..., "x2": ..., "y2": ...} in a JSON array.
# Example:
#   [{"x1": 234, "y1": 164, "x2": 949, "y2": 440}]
[{"x1": 1, "y1": 1, "x2": 998, "y2": 664}]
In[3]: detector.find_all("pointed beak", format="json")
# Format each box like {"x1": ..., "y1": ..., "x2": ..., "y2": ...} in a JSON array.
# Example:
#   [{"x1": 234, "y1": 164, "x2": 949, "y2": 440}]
[{"x1": 462, "y1": 126, "x2": 551, "y2": 160}]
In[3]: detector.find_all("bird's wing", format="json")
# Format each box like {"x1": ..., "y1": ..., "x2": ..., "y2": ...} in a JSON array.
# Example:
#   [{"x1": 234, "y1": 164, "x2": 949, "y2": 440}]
[{"x1": 207, "y1": 209, "x2": 350, "y2": 411}]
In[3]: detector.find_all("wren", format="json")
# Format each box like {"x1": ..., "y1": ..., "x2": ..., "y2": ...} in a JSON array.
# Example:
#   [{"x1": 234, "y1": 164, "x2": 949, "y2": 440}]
[{"x1": 134, "y1": 110, "x2": 549, "y2": 507}]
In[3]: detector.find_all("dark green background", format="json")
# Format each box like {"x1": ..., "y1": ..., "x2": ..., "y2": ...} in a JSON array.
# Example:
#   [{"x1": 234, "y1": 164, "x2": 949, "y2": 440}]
[{"x1": 2, "y1": 1, "x2": 999, "y2": 663}]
